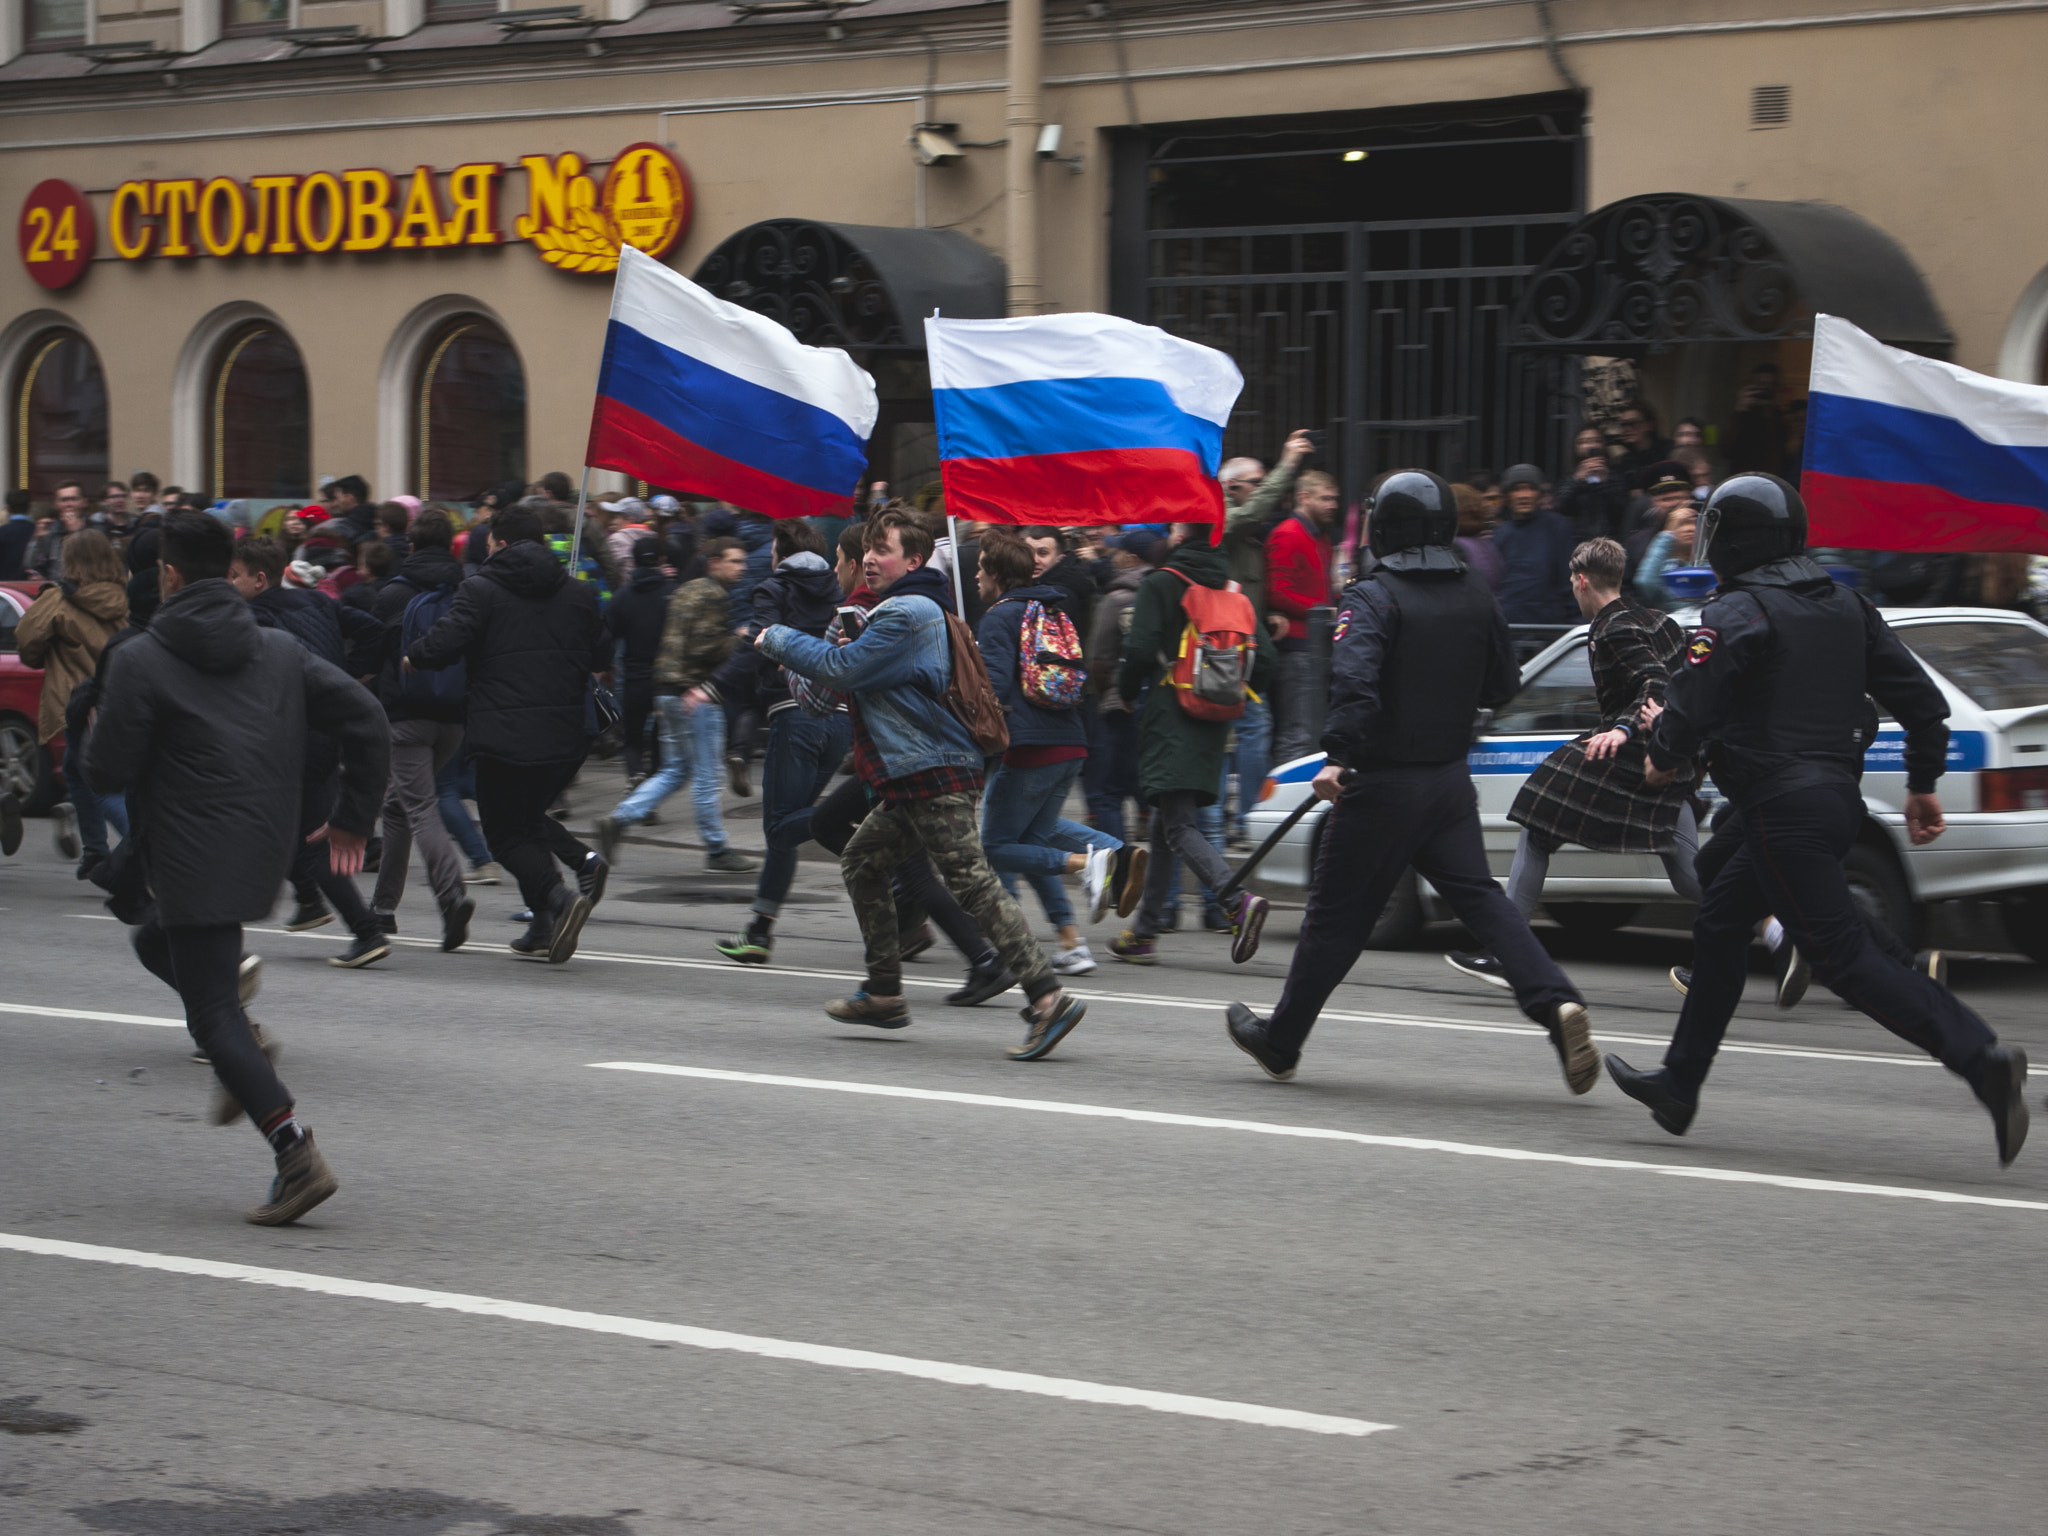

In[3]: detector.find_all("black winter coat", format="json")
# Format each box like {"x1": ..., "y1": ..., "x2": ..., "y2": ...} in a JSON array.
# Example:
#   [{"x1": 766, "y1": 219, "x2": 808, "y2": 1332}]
[
  {"x1": 604, "y1": 567, "x2": 676, "y2": 686},
  {"x1": 709, "y1": 552, "x2": 843, "y2": 714},
  {"x1": 372, "y1": 547, "x2": 470, "y2": 723},
  {"x1": 86, "y1": 579, "x2": 388, "y2": 926},
  {"x1": 408, "y1": 538, "x2": 606, "y2": 765},
  {"x1": 977, "y1": 583, "x2": 1087, "y2": 750}
]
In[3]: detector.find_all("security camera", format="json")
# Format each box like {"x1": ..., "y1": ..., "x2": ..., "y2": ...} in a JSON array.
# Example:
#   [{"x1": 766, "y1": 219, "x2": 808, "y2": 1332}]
[{"x1": 1036, "y1": 123, "x2": 1063, "y2": 160}]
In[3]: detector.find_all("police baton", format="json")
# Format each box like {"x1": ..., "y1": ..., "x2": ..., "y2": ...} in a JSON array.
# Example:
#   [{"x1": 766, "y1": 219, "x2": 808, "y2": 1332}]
[{"x1": 1214, "y1": 768, "x2": 1354, "y2": 903}]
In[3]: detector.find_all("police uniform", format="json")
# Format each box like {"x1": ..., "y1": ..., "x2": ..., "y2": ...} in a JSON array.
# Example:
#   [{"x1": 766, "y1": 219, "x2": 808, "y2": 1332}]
[
  {"x1": 1609, "y1": 473, "x2": 2028, "y2": 1163},
  {"x1": 1225, "y1": 471, "x2": 1597, "y2": 1094}
]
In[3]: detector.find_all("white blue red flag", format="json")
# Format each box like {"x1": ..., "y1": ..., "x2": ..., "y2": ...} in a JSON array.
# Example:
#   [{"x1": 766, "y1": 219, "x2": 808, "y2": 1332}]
[
  {"x1": 585, "y1": 246, "x2": 878, "y2": 518},
  {"x1": 924, "y1": 312, "x2": 1244, "y2": 525},
  {"x1": 1804, "y1": 313, "x2": 2048, "y2": 554}
]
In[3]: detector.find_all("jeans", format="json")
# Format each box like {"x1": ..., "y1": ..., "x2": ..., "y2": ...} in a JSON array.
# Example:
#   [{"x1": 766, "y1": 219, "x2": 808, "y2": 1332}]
[
  {"x1": 290, "y1": 771, "x2": 379, "y2": 940},
  {"x1": 1081, "y1": 706, "x2": 1141, "y2": 841},
  {"x1": 981, "y1": 757, "x2": 1121, "y2": 929},
  {"x1": 615, "y1": 695, "x2": 728, "y2": 850},
  {"x1": 475, "y1": 755, "x2": 592, "y2": 914},
  {"x1": 1273, "y1": 646, "x2": 1322, "y2": 766},
  {"x1": 1504, "y1": 803, "x2": 1703, "y2": 917},
  {"x1": 1268, "y1": 761, "x2": 1580, "y2": 1055},
  {"x1": 754, "y1": 707, "x2": 851, "y2": 918},
  {"x1": 134, "y1": 918, "x2": 289, "y2": 1129},
  {"x1": 63, "y1": 730, "x2": 128, "y2": 857},
  {"x1": 1136, "y1": 790, "x2": 1236, "y2": 938},
  {"x1": 372, "y1": 718, "x2": 466, "y2": 915},
  {"x1": 436, "y1": 750, "x2": 493, "y2": 868},
  {"x1": 1663, "y1": 782, "x2": 1998, "y2": 1097}
]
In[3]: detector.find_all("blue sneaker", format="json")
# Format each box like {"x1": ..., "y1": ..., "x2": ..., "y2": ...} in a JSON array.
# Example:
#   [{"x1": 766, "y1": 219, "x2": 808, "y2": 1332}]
[{"x1": 1009, "y1": 993, "x2": 1085, "y2": 1061}]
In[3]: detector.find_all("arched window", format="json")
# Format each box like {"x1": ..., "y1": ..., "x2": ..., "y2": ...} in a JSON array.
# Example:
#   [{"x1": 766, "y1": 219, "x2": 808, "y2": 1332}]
[
  {"x1": 414, "y1": 317, "x2": 525, "y2": 501},
  {"x1": 13, "y1": 329, "x2": 107, "y2": 499},
  {"x1": 211, "y1": 323, "x2": 310, "y2": 499}
]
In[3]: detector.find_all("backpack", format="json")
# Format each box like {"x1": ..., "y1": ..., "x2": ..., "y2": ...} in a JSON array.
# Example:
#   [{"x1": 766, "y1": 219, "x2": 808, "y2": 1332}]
[
  {"x1": 941, "y1": 610, "x2": 1010, "y2": 756},
  {"x1": 395, "y1": 579, "x2": 466, "y2": 708},
  {"x1": 1017, "y1": 599, "x2": 1085, "y2": 710},
  {"x1": 1161, "y1": 569, "x2": 1256, "y2": 721}
]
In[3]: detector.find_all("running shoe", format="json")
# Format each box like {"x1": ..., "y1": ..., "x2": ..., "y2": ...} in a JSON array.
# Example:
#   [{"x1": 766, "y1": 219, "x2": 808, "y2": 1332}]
[{"x1": 1446, "y1": 951, "x2": 1512, "y2": 990}]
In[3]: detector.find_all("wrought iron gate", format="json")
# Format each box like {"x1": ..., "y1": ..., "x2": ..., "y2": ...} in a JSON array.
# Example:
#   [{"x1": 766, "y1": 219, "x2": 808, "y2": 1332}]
[{"x1": 1146, "y1": 214, "x2": 1581, "y2": 506}]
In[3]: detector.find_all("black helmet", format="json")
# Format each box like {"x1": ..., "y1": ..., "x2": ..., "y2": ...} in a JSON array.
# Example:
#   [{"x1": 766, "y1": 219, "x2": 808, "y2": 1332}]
[
  {"x1": 1368, "y1": 470, "x2": 1457, "y2": 560},
  {"x1": 1697, "y1": 472, "x2": 1806, "y2": 578}
]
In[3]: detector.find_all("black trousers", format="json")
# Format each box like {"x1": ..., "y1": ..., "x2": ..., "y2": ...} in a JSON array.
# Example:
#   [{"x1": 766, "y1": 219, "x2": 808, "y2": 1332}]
[
  {"x1": 474, "y1": 755, "x2": 592, "y2": 914},
  {"x1": 134, "y1": 917, "x2": 289, "y2": 1127},
  {"x1": 1665, "y1": 782, "x2": 1997, "y2": 1095},
  {"x1": 812, "y1": 772, "x2": 989, "y2": 963},
  {"x1": 1694, "y1": 801, "x2": 1916, "y2": 967},
  {"x1": 1269, "y1": 760, "x2": 1580, "y2": 1055},
  {"x1": 290, "y1": 771, "x2": 378, "y2": 940}
]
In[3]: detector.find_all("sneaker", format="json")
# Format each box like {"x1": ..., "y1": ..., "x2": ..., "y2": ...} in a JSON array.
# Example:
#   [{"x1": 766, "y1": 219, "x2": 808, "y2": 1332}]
[
  {"x1": 1446, "y1": 951, "x2": 1512, "y2": 991},
  {"x1": 1115, "y1": 845, "x2": 1148, "y2": 918},
  {"x1": 207, "y1": 1021, "x2": 281, "y2": 1125},
  {"x1": 946, "y1": 952, "x2": 1015, "y2": 1006},
  {"x1": 1225, "y1": 1001, "x2": 1298, "y2": 1081},
  {"x1": 1774, "y1": 943, "x2": 1811, "y2": 1009},
  {"x1": 1108, "y1": 929, "x2": 1157, "y2": 965},
  {"x1": 1917, "y1": 949, "x2": 1949, "y2": 989},
  {"x1": 0, "y1": 793, "x2": 21, "y2": 857},
  {"x1": 705, "y1": 847, "x2": 758, "y2": 873},
  {"x1": 285, "y1": 901, "x2": 334, "y2": 933},
  {"x1": 716, "y1": 926, "x2": 773, "y2": 965},
  {"x1": 899, "y1": 923, "x2": 936, "y2": 962},
  {"x1": 371, "y1": 910, "x2": 398, "y2": 935},
  {"x1": 246, "y1": 1131, "x2": 339, "y2": 1226},
  {"x1": 1604, "y1": 1054, "x2": 1697, "y2": 1135},
  {"x1": 329, "y1": 933, "x2": 392, "y2": 969},
  {"x1": 238, "y1": 953, "x2": 262, "y2": 1009},
  {"x1": 1202, "y1": 903, "x2": 1233, "y2": 933},
  {"x1": 594, "y1": 815, "x2": 623, "y2": 866},
  {"x1": 1010, "y1": 992, "x2": 1085, "y2": 1060},
  {"x1": 728, "y1": 753, "x2": 752, "y2": 797},
  {"x1": 579, "y1": 852, "x2": 609, "y2": 907},
  {"x1": 826, "y1": 991, "x2": 910, "y2": 1028},
  {"x1": 464, "y1": 862, "x2": 503, "y2": 885},
  {"x1": 1970, "y1": 1046, "x2": 2029, "y2": 1166},
  {"x1": 1083, "y1": 845, "x2": 1116, "y2": 924},
  {"x1": 547, "y1": 888, "x2": 595, "y2": 964},
  {"x1": 441, "y1": 897, "x2": 475, "y2": 952},
  {"x1": 1545, "y1": 1001, "x2": 1600, "y2": 1096},
  {"x1": 1670, "y1": 966, "x2": 1691, "y2": 996},
  {"x1": 52, "y1": 802, "x2": 80, "y2": 860},
  {"x1": 1052, "y1": 942, "x2": 1097, "y2": 976},
  {"x1": 1229, "y1": 892, "x2": 1270, "y2": 965}
]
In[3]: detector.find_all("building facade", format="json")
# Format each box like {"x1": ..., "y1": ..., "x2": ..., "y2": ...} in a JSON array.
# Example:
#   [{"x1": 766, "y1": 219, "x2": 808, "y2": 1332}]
[{"x1": 4, "y1": 0, "x2": 2047, "y2": 513}]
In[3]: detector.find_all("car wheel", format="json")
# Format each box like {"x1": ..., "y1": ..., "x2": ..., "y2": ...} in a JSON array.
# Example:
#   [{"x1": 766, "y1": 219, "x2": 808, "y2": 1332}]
[
  {"x1": 1543, "y1": 902, "x2": 1637, "y2": 937},
  {"x1": 0, "y1": 715, "x2": 56, "y2": 815},
  {"x1": 1843, "y1": 839, "x2": 1918, "y2": 952},
  {"x1": 2000, "y1": 888, "x2": 2048, "y2": 966}
]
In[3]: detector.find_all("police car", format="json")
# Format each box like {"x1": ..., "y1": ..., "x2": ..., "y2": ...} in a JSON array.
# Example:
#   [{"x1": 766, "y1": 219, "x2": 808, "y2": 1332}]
[{"x1": 1245, "y1": 605, "x2": 2048, "y2": 961}]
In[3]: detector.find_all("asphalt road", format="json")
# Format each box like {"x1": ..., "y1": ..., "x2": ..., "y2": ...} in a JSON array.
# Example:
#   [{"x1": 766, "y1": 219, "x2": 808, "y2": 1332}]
[{"x1": 5, "y1": 776, "x2": 2046, "y2": 1536}]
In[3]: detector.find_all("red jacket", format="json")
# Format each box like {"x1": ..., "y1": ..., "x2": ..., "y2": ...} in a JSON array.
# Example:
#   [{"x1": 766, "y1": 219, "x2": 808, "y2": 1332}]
[{"x1": 1265, "y1": 513, "x2": 1333, "y2": 641}]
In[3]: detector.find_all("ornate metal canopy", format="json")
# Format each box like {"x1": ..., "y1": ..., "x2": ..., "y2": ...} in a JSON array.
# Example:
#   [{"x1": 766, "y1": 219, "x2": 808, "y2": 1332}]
[
  {"x1": 690, "y1": 219, "x2": 1005, "y2": 350},
  {"x1": 1507, "y1": 193, "x2": 1951, "y2": 356}
]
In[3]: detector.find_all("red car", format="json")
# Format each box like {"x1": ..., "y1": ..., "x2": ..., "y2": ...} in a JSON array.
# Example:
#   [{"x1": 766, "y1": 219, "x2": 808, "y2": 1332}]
[{"x1": 0, "y1": 578, "x2": 64, "y2": 813}]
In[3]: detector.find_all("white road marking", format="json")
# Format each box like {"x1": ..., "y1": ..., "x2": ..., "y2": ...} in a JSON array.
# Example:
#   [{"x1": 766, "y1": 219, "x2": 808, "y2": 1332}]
[
  {"x1": 592, "y1": 1062, "x2": 2048, "y2": 1214},
  {"x1": 0, "y1": 1231, "x2": 1390, "y2": 1438},
  {"x1": 0, "y1": 1001, "x2": 183, "y2": 1028}
]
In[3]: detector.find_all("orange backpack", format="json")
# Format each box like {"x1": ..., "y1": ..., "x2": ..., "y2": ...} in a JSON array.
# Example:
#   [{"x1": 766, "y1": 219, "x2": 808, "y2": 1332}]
[{"x1": 1161, "y1": 569, "x2": 1257, "y2": 721}]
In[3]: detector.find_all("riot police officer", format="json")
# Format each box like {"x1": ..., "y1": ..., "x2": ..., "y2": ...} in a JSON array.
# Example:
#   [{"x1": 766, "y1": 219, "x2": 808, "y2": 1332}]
[
  {"x1": 1225, "y1": 471, "x2": 1598, "y2": 1093},
  {"x1": 1606, "y1": 473, "x2": 2029, "y2": 1164}
]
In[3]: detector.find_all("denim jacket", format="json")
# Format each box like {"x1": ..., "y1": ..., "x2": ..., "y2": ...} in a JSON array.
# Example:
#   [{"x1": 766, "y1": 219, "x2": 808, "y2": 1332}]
[{"x1": 757, "y1": 568, "x2": 980, "y2": 781}]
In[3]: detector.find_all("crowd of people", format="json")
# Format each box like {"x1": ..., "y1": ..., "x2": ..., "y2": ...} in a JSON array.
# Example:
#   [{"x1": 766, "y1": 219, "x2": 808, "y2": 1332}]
[{"x1": 3, "y1": 387, "x2": 2029, "y2": 1226}]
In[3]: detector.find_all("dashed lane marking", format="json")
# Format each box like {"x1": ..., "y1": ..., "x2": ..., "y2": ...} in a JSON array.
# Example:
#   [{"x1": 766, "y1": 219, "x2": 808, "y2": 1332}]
[
  {"x1": 0, "y1": 1231, "x2": 1391, "y2": 1438},
  {"x1": 592, "y1": 1061, "x2": 2048, "y2": 1214}
]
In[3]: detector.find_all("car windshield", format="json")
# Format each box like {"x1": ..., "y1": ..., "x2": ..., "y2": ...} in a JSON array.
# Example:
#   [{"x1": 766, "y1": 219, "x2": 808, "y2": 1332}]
[
  {"x1": 1897, "y1": 621, "x2": 2048, "y2": 713},
  {"x1": 1492, "y1": 645, "x2": 1604, "y2": 734}
]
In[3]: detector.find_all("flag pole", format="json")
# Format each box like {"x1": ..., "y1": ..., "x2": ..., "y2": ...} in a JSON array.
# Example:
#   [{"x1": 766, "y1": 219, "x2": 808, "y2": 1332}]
[{"x1": 946, "y1": 512, "x2": 967, "y2": 616}]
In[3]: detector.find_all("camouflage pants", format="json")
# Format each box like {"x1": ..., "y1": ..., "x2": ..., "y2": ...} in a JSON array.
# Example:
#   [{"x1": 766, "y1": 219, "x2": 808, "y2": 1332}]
[{"x1": 842, "y1": 791, "x2": 1056, "y2": 1002}]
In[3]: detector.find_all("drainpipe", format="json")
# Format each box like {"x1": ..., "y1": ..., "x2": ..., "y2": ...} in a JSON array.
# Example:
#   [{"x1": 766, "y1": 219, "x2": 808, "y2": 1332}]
[{"x1": 1006, "y1": 0, "x2": 1043, "y2": 315}]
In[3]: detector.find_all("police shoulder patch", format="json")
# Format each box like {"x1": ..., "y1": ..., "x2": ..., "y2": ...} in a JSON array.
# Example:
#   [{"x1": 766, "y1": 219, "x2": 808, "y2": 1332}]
[{"x1": 1686, "y1": 628, "x2": 1719, "y2": 666}]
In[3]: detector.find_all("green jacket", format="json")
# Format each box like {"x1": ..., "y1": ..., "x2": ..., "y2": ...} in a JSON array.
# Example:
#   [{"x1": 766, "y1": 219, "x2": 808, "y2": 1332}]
[
  {"x1": 653, "y1": 576, "x2": 738, "y2": 693},
  {"x1": 1222, "y1": 457, "x2": 1301, "y2": 622},
  {"x1": 1117, "y1": 540, "x2": 1276, "y2": 806}
]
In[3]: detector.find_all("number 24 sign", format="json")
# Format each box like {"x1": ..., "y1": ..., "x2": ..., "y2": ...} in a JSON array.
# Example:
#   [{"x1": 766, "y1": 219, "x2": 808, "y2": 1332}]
[{"x1": 18, "y1": 180, "x2": 95, "y2": 290}]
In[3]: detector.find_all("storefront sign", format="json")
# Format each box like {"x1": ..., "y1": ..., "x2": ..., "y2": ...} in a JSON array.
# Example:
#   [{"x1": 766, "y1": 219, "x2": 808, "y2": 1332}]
[
  {"x1": 18, "y1": 179, "x2": 96, "y2": 290},
  {"x1": 16, "y1": 143, "x2": 690, "y2": 284}
]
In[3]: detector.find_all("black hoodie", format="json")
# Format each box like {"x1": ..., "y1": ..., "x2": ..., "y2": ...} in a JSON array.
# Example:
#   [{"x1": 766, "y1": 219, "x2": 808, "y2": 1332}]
[
  {"x1": 86, "y1": 578, "x2": 388, "y2": 926},
  {"x1": 408, "y1": 537, "x2": 607, "y2": 764}
]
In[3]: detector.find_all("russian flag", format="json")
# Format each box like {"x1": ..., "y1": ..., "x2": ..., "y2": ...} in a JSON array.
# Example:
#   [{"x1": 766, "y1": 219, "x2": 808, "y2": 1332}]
[
  {"x1": 585, "y1": 246, "x2": 878, "y2": 519},
  {"x1": 924, "y1": 313, "x2": 1244, "y2": 526},
  {"x1": 1805, "y1": 313, "x2": 2048, "y2": 554}
]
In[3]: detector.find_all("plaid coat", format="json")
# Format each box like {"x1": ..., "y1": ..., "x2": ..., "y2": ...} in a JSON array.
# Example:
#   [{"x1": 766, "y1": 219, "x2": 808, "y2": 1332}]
[{"x1": 1508, "y1": 598, "x2": 1695, "y2": 853}]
